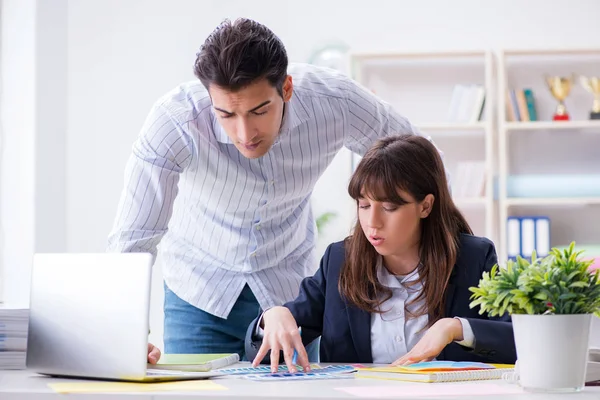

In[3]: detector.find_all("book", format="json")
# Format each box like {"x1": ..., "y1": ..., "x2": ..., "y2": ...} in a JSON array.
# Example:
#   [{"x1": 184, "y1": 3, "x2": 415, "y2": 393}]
[
  {"x1": 515, "y1": 89, "x2": 530, "y2": 121},
  {"x1": 508, "y1": 89, "x2": 521, "y2": 121},
  {"x1": 446, "y1": 84, "x2": 486, "y2": 123},
  {"x1": 357, "y1": 361, "x2": 514, "y2": 383},
  {"x1": 148, "y1": 353, "x2": 239, "y2": 372},
  {"x1": 523, "y1": 88, "x2": 538, "y2": 121}
]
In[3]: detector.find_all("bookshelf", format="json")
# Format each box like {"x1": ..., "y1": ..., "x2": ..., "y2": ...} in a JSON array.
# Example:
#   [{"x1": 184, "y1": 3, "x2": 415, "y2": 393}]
[
  {"x1": 497, "y1": 48, "x2": 600, "y2": 262},
  {"x1": 349, "y1": 50, "x2": 496, "y2": 241},
  {"x1": 505, "y1": 120, "x2": 600, "y2": 131}
]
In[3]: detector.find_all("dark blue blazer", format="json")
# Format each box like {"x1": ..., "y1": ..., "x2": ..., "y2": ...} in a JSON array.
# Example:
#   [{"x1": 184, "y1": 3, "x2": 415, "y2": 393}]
[{"x1": 246, "y1": 234, "x2": 516, "y2": 365}]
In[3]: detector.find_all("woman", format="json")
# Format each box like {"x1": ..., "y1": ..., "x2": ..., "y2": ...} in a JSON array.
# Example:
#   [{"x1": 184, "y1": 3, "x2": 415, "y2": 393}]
[{"x1": 245, "y1": 134, "x2": 516, "y2": 373}]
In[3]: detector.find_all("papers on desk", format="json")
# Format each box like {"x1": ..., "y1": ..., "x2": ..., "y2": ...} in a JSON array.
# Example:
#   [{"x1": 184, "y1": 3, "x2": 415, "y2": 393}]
[
  {"x1": 48, "y1": 380, "x2": 227, "y2": 394},
  {"x1": 0, "y1": 307, "x2": 28, "y2": 370},
  {"x1": 356, "y1": 361, "x2": 514, "y2": 383}
]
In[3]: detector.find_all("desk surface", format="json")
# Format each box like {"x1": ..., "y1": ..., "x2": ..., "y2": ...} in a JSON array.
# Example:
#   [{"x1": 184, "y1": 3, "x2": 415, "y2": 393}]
[{"x1": 2, "y1": 366, "x2": 600, "y2": 400}]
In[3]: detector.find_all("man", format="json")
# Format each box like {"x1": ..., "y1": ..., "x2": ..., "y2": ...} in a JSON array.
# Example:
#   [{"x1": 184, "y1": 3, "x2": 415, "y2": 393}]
[{"x1": 107, "y1": 18, "x2": 424, "y2": 363}]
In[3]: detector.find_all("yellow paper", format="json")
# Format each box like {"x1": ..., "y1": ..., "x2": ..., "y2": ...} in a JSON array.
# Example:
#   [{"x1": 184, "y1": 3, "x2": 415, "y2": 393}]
[
  {"x1": 48, "y1": 380, "x2": 227, "y2": 394},
  {"x1": 359, "y1": 363, "x2": 514, "y2": 375}
]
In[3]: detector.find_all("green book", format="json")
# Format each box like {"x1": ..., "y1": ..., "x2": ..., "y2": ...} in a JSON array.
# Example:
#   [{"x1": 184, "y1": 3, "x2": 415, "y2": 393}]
[
  {"x1": 523, "y1": 88, "x2": 538, "y2": 121},
  {"x1": 148, "y1": 353, "x2": 239, "y2": 372}
]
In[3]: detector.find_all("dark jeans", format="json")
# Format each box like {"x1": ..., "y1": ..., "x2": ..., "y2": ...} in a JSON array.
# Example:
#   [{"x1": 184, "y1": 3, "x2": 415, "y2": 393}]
[{"x1": 163, "y1": 282, "x2": 319, "y2": 362}]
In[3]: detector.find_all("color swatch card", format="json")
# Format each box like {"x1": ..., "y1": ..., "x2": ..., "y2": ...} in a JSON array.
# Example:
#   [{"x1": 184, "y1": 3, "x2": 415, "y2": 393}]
[
  {"x1": 243, "y1": 365, "x2": 357, "y2": 381},
  {"x1": 217, "y1": 364, "x2": 314, "y2": 375},
  {"x1": 245, "y1": 370, "x2": 355, "y2": 381}
]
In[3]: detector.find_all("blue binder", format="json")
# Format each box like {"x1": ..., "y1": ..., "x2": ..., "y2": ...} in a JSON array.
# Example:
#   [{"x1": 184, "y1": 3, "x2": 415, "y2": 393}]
[{"x1": 506, "y1": 216, "x2": 551, "y2": 260}]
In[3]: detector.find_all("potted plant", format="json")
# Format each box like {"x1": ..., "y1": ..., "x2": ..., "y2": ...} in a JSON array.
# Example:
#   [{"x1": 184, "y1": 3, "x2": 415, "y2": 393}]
[{"x1": 470, "y1": 242, "x2": 600, "y2": 392}]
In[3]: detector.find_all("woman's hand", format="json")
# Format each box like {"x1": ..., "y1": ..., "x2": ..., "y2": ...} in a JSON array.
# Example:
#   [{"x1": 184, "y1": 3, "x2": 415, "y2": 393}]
[
  {"x1": 147, "y1": 342, "x2": 161, "y2": 364},
  {"x1": 392, "y1": 318, "x2": 463, "y2": 366},
  {"x1": 251, "y1": 306, "x2": 310, "y2": 373}
]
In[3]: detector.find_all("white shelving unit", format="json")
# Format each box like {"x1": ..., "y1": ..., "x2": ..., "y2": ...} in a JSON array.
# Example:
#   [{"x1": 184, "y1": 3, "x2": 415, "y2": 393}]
[
  {"x1": 349, "y1": 50, "x2": 496, "y2": 241},
  {"x1": 505, "y1": 197, "x2": 600, "y2": 207},
  {"x1": 505, "y1": 120, "x2": 600, "y2": 131},
  {"x1": 497, "y1": 48, "x2": 600, "y2": 262}
]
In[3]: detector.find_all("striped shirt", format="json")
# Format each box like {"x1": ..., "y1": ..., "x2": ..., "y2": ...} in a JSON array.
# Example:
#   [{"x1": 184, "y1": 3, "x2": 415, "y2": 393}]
[{"x1": 107, "y1": 63, "x2": 419, "y2": 318}]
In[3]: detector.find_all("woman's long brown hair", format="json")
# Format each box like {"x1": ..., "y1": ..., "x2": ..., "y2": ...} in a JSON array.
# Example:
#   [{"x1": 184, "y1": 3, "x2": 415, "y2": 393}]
[{"x1": 339, "y1": 134, "x2": 472, "y2": 324}]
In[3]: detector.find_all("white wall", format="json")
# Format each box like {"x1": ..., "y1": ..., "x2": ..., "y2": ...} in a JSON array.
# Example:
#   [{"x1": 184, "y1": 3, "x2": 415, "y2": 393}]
[
  {"x1": 0, "y1": 0, "x2": 68, "y2": 307},
  {"x1": 1, "y1": 0, "x2": 37, "y2": 306},
  {"x1": 35, "y1": 0, "x2": 68, "y2": 255},
  {"x1": 3, "y1": 0, "x2": 600, "y2": 344}
]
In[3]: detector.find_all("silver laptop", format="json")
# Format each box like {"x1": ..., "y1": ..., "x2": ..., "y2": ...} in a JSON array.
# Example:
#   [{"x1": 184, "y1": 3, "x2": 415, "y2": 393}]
[{"x1": 26, "y1": 253, "x2": 222, "y2": 382}]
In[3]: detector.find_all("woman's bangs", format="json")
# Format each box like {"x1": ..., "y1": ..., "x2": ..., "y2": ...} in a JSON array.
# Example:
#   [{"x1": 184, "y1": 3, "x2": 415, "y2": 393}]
[{"x1": 349, "y1": 158, "x2": 410, "y2": 205}]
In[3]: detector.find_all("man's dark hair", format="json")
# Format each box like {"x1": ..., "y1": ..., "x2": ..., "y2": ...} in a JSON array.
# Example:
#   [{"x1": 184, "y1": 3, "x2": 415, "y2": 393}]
[{"x1": 194, "y1": 18, "x2": 288, "y2": 96}]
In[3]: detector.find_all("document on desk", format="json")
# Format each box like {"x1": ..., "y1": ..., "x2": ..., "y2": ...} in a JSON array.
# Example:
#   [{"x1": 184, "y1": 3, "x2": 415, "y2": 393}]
[
  {"x1": 48, "y1": 380, "x2": 227, "y2": 394},
  {"x1": 336, "y1": 383, "x2": 525, "y2": 398}
]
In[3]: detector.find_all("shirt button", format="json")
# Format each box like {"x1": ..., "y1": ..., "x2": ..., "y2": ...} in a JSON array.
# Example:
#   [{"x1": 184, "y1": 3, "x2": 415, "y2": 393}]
[
  {"x1": 395, "y1": 335, "x2": 403, "y2": 343},
  {"x1": 250, "y1": 253, "x2": 256, "y2": 258},
  {"x1": 256, "y1": 225, "x2": 261, "y2": 230},
  {"x1": 270, "y1": 180, "x2": 275, "y2": 186}
]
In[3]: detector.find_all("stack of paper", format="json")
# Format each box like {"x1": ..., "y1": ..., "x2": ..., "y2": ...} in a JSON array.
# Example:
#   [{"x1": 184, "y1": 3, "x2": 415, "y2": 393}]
[
  {"x1": 0, "y1": 307, "x2": 29, "y2": 369},
  {"x1": 357, "y1": 361, "x2": 514, "y2": 383}
]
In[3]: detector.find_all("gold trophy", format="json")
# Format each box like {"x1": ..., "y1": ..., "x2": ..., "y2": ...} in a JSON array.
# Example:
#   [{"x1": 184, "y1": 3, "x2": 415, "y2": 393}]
[
  {"x1": 580, "y1": 76, "x2": 600, "y2": 120},
  {"x1": 545, "y1": 75, "x2": 574, "y2": 121}
]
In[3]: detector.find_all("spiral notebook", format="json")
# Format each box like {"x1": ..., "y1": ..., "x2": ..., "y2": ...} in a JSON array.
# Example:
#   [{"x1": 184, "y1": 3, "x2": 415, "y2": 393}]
[{"x1": 357, "y1": 361, "x2": 514, "y2": 383}]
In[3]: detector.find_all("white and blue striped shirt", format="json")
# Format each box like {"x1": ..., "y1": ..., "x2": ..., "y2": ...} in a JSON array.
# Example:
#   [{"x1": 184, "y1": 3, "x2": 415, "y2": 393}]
[{"x1": 107, "y1": 63, "x2": 419, "y2": 318}]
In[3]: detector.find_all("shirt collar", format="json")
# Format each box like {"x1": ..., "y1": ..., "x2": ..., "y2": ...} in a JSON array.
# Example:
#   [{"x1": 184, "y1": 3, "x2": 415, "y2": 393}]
[
  {"x1": 212, "y1": 92, "x2": 310, "y2": 145},
  {"x1": 279, "y1": 93, "x2": 310, "y2": 133},
  {"x1": 376, "y1": 256, "x2": 421, "y2": 289}
]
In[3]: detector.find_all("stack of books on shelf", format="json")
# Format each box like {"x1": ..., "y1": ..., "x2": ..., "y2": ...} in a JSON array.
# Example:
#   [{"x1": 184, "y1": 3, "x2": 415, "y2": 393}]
[
  {"x1": 447, "y1": 84, "x2": 486, "y2": 123},
  {"x1": 0, "y1": 307, "x2": 28, "y2": 370},
  {"x1": 506, "y1": 88, "x2": 538, "y2": 121}
]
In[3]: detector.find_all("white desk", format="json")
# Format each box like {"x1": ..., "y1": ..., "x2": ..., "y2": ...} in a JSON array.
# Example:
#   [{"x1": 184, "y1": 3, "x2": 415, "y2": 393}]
[{"x1": 1, "y1": 367, "x2": 600, "y2": 400}]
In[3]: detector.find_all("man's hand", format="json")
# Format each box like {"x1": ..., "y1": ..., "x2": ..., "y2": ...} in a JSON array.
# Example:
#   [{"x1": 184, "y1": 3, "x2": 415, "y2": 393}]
[
  {"x1": 251, "y1": 306, "x2": 310, "y2": 373},
  {"x1": 392, "y1": 318, "x2": 463, "y2": 366},
  {"x1": 147, "y1": 342, "x2": 161, "y2": 364}
]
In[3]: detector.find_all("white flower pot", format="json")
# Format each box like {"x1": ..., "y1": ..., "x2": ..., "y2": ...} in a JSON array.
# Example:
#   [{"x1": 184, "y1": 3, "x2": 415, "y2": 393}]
[{"x1": 512, "y1": 314, "x2": 592, "y2": 392}]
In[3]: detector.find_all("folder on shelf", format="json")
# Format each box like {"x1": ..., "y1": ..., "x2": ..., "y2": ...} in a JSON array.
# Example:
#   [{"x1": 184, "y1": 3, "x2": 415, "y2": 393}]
[
  {"x1": 535, "y1": 218, "x2": 550, "y2": 257},
  {"x1": 520, "y1": 218, "x2": 535, "y2": 257},
  {"x1": 506, "y1": 217, "x2": 521, "y2": 259},
  {"x1": 506, "y1": 216, "x2": 550, "y2": 260}
]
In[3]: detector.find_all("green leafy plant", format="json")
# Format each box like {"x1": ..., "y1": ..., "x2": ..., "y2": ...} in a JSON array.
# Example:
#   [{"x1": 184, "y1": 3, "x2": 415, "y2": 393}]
[{"x1": 469, "y1": 242, "x2": 600, "y2": 317}]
